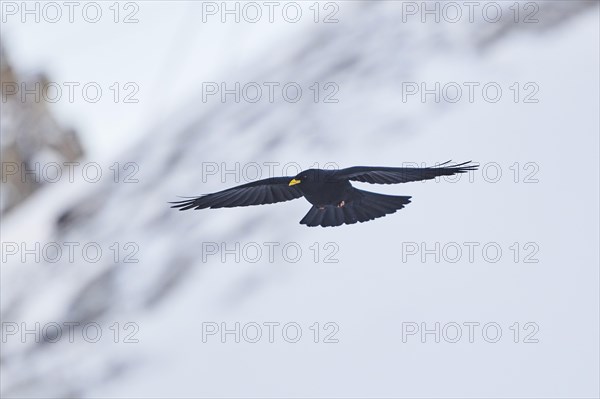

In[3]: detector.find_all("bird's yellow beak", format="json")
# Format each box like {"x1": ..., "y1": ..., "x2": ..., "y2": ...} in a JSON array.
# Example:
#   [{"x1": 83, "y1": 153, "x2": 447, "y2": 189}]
[{"x1": 289, "y1": 179, "x2": 301, "y2": 186}]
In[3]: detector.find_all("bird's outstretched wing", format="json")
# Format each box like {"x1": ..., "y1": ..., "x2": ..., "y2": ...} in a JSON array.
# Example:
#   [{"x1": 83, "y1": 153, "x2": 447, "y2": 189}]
[
  {"x1": 333, "y1": 161, "x2": 478, "y2": 184},
  {"x1": 170, "y1": 177, "x2": 303, "y2": 210}
]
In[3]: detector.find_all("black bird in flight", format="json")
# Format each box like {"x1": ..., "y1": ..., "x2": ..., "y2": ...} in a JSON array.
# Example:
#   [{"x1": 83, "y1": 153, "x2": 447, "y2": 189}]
[{"x1": 171, "y1": 161, "x2": 478, "y2": 227}]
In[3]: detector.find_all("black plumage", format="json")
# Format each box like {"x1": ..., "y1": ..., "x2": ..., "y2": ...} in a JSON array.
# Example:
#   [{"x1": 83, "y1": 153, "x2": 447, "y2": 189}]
[{"x1": 171, "y1": 161, "x2": 478, "y2": 227}]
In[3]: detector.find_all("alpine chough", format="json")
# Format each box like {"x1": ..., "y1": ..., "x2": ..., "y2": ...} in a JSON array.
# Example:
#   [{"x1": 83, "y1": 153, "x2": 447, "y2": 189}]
[{"x1": 171, "y1": 161, "x2": 478, "y2": 227}]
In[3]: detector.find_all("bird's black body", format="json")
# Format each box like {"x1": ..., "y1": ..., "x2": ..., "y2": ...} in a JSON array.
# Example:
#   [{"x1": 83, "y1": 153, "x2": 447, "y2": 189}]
[
  {"x1": 171, "y1": 161, "x2": 478, "y2": 227},
  {"x1": 295, "y1": 170, "x2": 353, "y2": 206}
]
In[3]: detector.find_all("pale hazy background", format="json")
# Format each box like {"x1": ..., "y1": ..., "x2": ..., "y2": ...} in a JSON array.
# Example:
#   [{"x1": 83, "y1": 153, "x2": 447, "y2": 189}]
[{"x1": 1, "y1": 1, "x2": 599, "y2": 398}]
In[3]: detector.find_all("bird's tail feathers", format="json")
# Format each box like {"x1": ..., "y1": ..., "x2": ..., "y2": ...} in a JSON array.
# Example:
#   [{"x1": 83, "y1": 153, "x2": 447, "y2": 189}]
[{"x1": 300, "y1": 190, "x2": 411, "y2": 227}]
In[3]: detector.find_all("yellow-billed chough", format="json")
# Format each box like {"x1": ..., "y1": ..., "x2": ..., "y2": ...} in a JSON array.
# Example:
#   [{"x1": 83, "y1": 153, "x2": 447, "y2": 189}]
[{"x1": 171, "y1": 161, "x2": 478, "y2": 227}]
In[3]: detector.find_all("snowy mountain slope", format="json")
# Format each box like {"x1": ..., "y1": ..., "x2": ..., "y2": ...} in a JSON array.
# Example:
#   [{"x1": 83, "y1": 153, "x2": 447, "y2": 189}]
[{"x1": 1, "y1": 2, "x2": 598, "y2": 397}]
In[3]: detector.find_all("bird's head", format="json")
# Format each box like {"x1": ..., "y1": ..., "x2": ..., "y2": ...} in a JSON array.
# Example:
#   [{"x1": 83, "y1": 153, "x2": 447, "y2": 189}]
[{"x1": 289, "y1": 169, "x2": 323, "y2": 186}]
